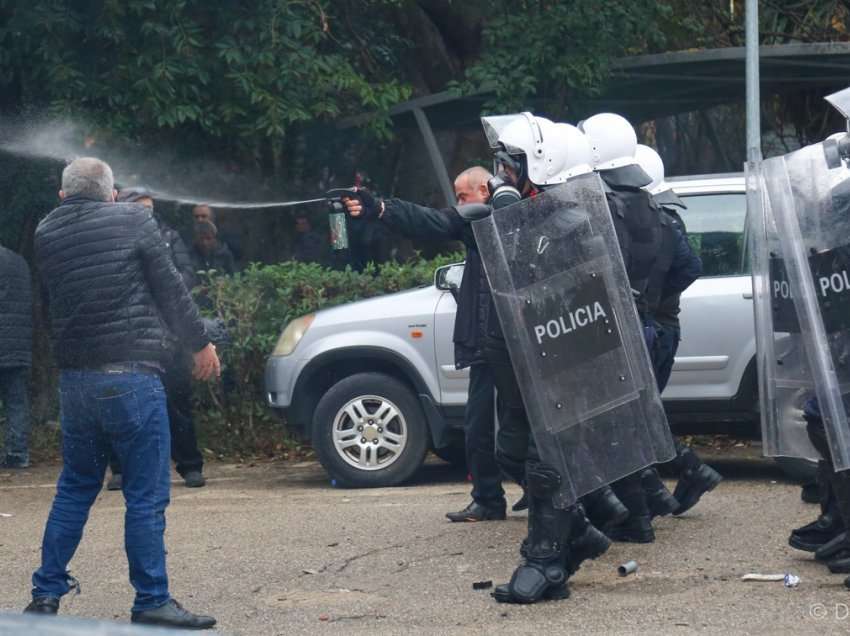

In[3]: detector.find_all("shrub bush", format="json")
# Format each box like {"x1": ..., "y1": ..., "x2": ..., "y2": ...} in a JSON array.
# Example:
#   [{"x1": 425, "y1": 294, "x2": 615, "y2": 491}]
[{"x1": 193, "y1": 254, "x2": 463, "y2": 455}]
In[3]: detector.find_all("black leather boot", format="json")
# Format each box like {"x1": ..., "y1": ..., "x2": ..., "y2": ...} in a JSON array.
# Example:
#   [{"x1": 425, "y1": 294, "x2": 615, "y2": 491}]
[
  {"x1": 789, "y1": 472, "x2": 843, "y2": 552},
  {"x1": 582, "y1": 485, "x2": 629, "y2": 528},
  {"x1": 819, "y1": 467, "x2": 850, "y2": 572},
  {"x1": 672, "y1": 461, "x2": 722, "y2": 515},
  {"x1": 493, "y1": 462, "x2": 572, "y2": 604},
  {"x1": 566, "y1": 505, "x2": 610, "y2": 575},
  {"x1": 641, "y1": 468, "x2": 679, "y2": 519},
  {"x1": 607, "y1": 473, "x2": 655, "y2": 543}
]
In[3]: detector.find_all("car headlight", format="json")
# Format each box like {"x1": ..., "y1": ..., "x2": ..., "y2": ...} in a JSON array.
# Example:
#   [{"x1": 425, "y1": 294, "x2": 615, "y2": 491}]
[{"x1": 272, "y1": 314, "x2": 315, "y2": 356}]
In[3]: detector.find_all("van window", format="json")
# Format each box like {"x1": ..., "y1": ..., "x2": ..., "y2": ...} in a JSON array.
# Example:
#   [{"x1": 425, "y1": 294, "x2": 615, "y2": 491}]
[{"x1": 677, "y1": 193, "x2": 748, "y2": 277}]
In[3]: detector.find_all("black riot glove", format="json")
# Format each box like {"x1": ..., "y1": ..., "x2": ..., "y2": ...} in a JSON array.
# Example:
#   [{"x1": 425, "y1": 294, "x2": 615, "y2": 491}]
[{"x1": 348, "y1": 188, "x2": 383, "y2": 221}]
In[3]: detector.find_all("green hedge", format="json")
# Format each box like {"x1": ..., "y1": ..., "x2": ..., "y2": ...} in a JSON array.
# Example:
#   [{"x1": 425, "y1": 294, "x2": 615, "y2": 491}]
[{"x1": 193, "y1": 254, "x2": 463, "y2": 456}]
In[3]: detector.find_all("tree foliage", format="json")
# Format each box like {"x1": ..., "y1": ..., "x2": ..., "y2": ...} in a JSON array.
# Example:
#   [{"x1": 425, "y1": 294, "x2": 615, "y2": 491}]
[
  {"x1": 456, "y1": 0, "x2": 676, "y2": 114},
  {"x1": 0, "y1": 0, "x2": 411, "y2": 145}
]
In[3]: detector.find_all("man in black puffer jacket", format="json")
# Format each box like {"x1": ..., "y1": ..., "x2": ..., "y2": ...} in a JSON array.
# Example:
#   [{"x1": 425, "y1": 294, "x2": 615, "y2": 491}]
[
  {"x1": 0, "y1": 245, "x2": 33, "y2": 468},
  {"x1": 25, "y1": 158, "x2": 219, "y2": 629}
]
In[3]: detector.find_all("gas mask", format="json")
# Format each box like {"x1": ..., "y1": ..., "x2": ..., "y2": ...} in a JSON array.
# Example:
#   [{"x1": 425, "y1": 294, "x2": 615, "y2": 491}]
[{"x1": 487, "y1": 175, "x2": 521, "y2": 210}]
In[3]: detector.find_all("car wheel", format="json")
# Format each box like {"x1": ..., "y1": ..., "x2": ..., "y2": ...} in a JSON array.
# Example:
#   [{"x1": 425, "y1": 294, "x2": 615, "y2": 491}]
[{"x1": 312, "y1": 372, "x2": 428, "y2": 488}]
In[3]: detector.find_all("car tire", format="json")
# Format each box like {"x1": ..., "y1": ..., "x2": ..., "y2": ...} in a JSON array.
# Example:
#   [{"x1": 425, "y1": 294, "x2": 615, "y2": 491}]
[{"x1": 312, "y1": 372, "x2": 429, "y2": 488}]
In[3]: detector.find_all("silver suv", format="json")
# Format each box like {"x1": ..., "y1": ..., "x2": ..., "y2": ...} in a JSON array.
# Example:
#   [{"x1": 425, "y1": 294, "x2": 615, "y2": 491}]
[{"x1": 265, "y1": 174, "x2": 756, "y2": 487}]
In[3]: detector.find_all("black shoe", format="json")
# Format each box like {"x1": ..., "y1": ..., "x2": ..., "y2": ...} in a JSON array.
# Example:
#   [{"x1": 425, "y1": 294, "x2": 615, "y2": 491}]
[
  {"x1": 446, "y1": 501, "x2": 506, "y2": 522},
  {"x1": 605, "y1": 515, "x2": 655, "y2": 543},
  {"x1": 106, "y1": 473, "x2": 122, "y2": 491},
  {"x1": 131, "y1": 599, "x2": 216, "y2": 630},
  {"x1": 183, "y1": 471, "x2": 206, "y2": 488},
  {"x1": 801, "y1": 482, "x2": 820, "y2": 504},
  {"x1": 641, "y1": 469, "x2": 679, "y2": 519},
  {"x1": 24, "y1": 597, "x2": 59, "y2": 615},
  {"x1": 672, "y1": 464, "x2": 722, "y2": 515},
  {"x1": 789, "y1": 512, "x2": 844, "y2": 552},
  {"x1": 816, "y1": 531, "x2": 850, "y2": 562},
  {"x1": 512, "y1": 491, "x2": 528, "y2": 512},
  {"x1": 583, "y1": 486, "x2": 629, "y2": 528}
]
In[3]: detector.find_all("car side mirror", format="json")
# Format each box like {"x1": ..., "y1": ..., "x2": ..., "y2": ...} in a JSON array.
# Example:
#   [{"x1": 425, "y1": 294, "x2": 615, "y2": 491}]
[{"x1": 435, "y1": 262, "x2": 465, "y2": 291}]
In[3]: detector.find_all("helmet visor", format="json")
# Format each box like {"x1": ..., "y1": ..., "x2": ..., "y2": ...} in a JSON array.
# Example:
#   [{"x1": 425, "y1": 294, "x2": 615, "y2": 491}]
[{"x1": 481, "y1": 114, "x2": 527, "y2": 150}]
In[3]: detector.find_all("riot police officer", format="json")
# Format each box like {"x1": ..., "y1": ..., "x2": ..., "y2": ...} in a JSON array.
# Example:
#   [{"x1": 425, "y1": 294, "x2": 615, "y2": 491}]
[{"x1": 634, "y1": 144, "x2": 722, "y2": 519}]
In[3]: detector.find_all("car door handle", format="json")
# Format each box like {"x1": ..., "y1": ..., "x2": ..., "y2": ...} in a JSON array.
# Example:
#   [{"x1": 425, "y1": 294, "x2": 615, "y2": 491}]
[{"x1": 742, "y1": 292, "x2": 753, "y2": 299}]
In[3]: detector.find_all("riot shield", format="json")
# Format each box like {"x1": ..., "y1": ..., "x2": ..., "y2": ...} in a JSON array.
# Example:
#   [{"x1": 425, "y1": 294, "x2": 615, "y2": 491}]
[
  {"x1": 751, "y1": 143, "x2": 850, "y2": 470},
  {"x1": 472, "y1": 172, "x2": 675, "y2": 507},
  {"x1": 748, "y1": 160, "x2": 820, "y2": 463}
]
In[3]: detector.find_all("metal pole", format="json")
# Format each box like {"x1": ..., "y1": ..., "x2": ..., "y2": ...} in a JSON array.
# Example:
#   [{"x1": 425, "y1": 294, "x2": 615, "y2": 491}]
[
  {"x1": 412, "y1": 107, "x2": 455, "y2": 206},
  {"x1": 745, "y1": 0, "x2": 762, "y2": 161}
]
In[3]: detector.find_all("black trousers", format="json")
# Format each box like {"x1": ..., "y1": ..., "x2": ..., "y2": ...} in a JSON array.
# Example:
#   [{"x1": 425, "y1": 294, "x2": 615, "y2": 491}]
[
  {"x1": 464, "y1": 363, "x2": 505, "y2": 507},
  {"x1": 806, "y1": 414, "x2": 850, "y2": 526},
  {"x1": 484, "y1": 345, "x2": 537, "y2": 484},
  {"x1": 110, "y1": 353, "x2": 203, "y2": 477}
]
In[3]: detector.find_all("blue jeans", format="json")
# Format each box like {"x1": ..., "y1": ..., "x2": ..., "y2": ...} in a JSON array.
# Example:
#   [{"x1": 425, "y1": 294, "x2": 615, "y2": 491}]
[
  {"x1": 32, "y1": 370, "x2": 172, "y2": 612},
  {"x1": 0, "y1": 366, "x2": 31, "y2": 464}
]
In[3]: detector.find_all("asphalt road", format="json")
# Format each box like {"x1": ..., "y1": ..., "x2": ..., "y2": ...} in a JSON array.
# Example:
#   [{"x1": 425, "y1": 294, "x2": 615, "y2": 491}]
[{"x1": 2, "y1": 449, "x2": 850, "y2": 635}]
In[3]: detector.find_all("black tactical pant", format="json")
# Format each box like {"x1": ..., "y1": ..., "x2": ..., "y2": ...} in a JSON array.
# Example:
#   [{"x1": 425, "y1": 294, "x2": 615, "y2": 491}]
[
  {"x1": 483, "y1": 344, "x2": 538, "y2": 485},
  {"x1": 806, "y1": 414, "x2": 850, "y2": 526},
  {"x1": 464, "y1": 363, "x2": 505, "y2": 508},
  {"x1": 110, "y1": 352, "x2": 203, "y2": 478}
]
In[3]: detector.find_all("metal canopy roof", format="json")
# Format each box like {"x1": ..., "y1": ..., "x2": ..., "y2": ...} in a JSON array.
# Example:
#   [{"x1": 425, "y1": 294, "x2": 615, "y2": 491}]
[
  {"x1": 342, "y1": 42, "x2": 850, "y2": 128},
  {"x1": 602, "y1": 42, "x2": 850, "y2": 120}
]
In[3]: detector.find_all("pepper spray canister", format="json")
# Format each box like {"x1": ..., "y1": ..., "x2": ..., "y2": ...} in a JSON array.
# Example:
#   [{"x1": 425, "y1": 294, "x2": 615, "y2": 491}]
[{"x1": 328, "y1": 199, "x2": 349, "y2": 251}]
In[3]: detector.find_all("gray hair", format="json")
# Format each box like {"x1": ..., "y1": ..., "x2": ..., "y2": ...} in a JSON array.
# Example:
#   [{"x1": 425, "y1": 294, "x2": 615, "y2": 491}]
[{"x1": 62, "y1": 157, "x2": 114, "y2": 201}]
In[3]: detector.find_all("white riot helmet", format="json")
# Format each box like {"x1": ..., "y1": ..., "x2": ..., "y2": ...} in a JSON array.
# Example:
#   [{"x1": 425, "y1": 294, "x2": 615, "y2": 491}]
[
  {"x1": 579, "y1": 113, "x2": 639, "y2": 170},
  {"x1": 481, "y1": 112, "x2": 586, "y2": 187},
  {"x1": 634, "y1": 143, "x2": 686, "y2": 209},
  {"x1": 579, "y1": 113, "x2": 651, "y2": 188},
  {"x1": 634, "y1": 145, "x2": 664, "y2": 193},
  {"x1": 550, "y1": 123, "x2": 593, "y2": 181}
]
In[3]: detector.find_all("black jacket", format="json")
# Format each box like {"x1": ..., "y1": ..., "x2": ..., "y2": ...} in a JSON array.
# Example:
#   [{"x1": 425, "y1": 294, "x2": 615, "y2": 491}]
[
  {"x1": 378, "y1": 199, "x2": 488, "y2": 369},
  {"x1": 0, "y1": 246, "x2": 32, "y2": 368},
  {"x1": 190, "y1": 242, "x2": 236, "y2": 277},
  {"x1": 35, "y1": 196, "x2": 209, "y2": 369},
  {"x1": 651, "y1": 207, "x2": 701, "y2": 327},
  {"x1": 157, "y1": 218, "x2": 197, "y2": 289},
  {"x1": 604, "y1": 180, "x2": 671, "y2": 322}
]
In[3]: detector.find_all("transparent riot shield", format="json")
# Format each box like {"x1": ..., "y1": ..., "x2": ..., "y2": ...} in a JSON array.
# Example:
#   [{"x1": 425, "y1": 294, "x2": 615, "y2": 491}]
[
  {"x1": 472, "y1": 172, "x2": 675, "y2": 507},
  {"x1": 753, "y1": 143, "x2": 850, "y2": 470},
  {"x1": 748, "y1": 160, "x2": 820, "y2": 462}
]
